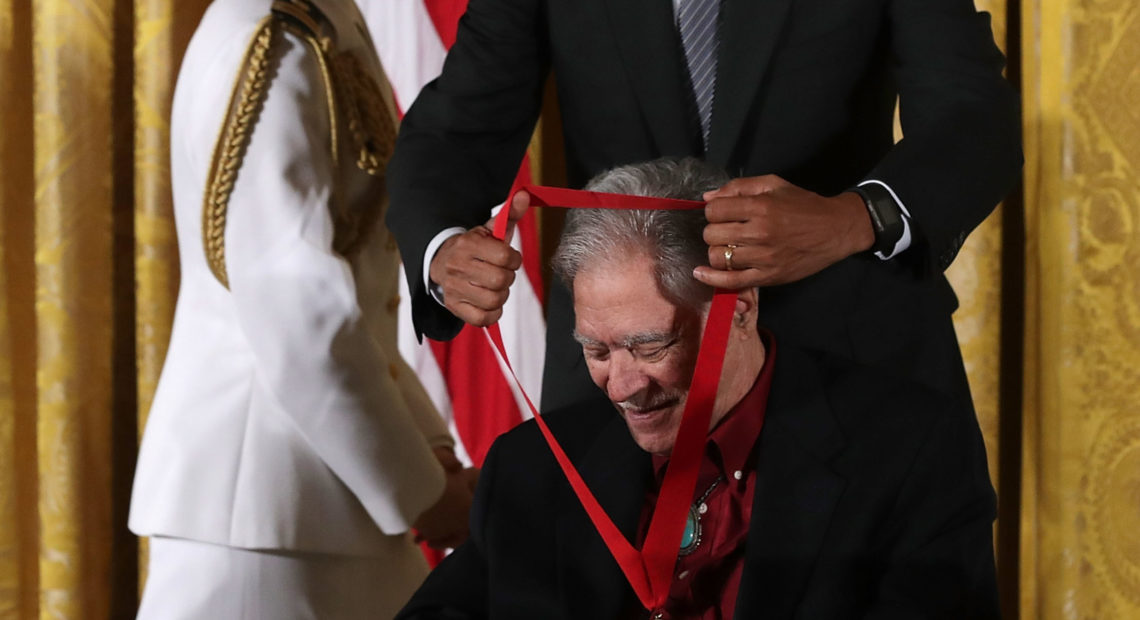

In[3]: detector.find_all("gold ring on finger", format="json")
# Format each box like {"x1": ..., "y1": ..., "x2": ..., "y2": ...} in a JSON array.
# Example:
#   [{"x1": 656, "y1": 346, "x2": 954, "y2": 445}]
[{"x1": 724, "y1": 244, "x2": 737, "y2": 271}]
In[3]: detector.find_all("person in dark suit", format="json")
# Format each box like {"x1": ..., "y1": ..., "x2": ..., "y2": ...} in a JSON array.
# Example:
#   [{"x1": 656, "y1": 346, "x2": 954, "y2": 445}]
[
  {"x1": 396, "y1": 158, "x2": 999, "y2": 620},
  {"x1": 385, "y1": 0, "x2": 1022, "y2": 415}
]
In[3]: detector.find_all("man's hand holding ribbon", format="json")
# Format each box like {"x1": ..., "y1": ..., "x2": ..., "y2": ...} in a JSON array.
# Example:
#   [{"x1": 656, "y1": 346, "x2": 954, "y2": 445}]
[{"x1": 427, "y1": 191, "x2": 531, "y2": 327}]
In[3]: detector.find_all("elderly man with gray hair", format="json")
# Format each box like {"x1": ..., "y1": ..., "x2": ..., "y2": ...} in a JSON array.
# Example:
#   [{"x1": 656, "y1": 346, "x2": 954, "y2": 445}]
[{"x1": 397, "y1": 158, "x2": 1000, "y2": 620}]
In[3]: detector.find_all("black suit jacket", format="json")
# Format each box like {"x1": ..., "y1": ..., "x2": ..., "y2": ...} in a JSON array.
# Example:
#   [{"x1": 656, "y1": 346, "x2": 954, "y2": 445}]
[
  {"x1": 386, "y1": 0, "x2": 1022, "y2": 410},
  {"x1": 396, "y1": 345, "x2": 1000, "y2": 619}
]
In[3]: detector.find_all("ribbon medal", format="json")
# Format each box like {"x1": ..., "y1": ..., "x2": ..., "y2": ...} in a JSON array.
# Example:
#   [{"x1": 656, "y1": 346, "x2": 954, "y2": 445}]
[{"x1": 488, "y1": 185, "x2": 738, "y2": 611}]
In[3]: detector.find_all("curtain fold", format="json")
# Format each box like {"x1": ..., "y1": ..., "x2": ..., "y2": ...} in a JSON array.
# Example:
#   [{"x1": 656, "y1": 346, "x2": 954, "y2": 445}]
[
  {"x1": 1, "y1": 0, "x2": 39, "y2": 616},
  {"x1": 133, "y1": 0, "x2": 184, "y2": 441},
  {"x1": 32, "y1": 0, "x2": 118, "y2": 616},
  {"x1": 1, "y1": 0, "x2": 205, "y2": 616},
  {"x1": 1020, "y1": 0, "x2": 1140, "y2": 617},
  {"x1": 0, "y1": 146, "x2": 16, "y2": 617}
]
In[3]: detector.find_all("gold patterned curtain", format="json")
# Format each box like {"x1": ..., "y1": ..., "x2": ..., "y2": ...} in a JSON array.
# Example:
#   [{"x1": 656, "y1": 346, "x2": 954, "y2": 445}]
[
  {"x1": 1019, "y1": 0, "x2": 1140, "y2": 616},
  {"x1": 0, "y1": 0, "x2": 207, "y2": 617}
]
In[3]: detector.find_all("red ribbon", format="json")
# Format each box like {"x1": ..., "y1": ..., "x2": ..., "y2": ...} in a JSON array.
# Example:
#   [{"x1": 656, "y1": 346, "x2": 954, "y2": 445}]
[{"x1": 487, "y1": 185, "x2": 736, "y2": 610}]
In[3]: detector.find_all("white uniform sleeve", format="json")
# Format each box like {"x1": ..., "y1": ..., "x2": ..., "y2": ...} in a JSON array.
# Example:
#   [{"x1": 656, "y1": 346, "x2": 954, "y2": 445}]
[
  {"x1": 223, "y1": 31, "x2": 444, "y2": 535},
  {"x1": 393, "y1": 354, "x2": 455, "y2": 448}
]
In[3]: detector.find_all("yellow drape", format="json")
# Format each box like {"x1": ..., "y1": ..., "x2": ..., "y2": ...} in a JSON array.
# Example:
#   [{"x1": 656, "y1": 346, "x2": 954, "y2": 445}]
[
  {"x1": 1020, "y1": 0, "x2": 1140, "y2": 616},
  {"x1": 33, "y1": 2, "x2": 118, "y2": 618},
  {"x1": 0, "y1": 0, "x2": 205, "y2": 616},
  {"x1": 134, "y1": 0, "x2": 186, "y2": 435},
  {"x1": 1, "y1": 1, "x2": 38, "y2": 617}
]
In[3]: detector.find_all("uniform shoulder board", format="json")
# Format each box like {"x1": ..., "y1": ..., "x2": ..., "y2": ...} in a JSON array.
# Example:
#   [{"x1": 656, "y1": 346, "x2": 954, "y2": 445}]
[
  {"x1": 271, "y1": 0, "x2": 335, "y2": 50},
  {"x1": 270, "y1": 0, "x2": 343, "y2": 169},
  {"x1": 275, "y1": 0, "x2": 393, "y2": 178}
]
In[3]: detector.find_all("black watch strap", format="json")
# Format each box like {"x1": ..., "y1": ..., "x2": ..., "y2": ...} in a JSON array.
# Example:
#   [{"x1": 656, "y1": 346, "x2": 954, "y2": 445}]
[{"x1": 851, "y1": 183, "x2": 904, "y2": 255}]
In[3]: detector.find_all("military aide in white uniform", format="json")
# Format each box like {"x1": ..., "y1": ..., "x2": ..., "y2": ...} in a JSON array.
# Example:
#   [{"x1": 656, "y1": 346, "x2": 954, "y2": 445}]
[{"x1": 129, "y1": 1, "x2": 470, "y2": 617}]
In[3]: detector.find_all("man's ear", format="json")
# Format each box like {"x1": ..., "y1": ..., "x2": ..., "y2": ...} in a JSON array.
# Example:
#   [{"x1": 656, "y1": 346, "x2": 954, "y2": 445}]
[{"x1": 734, "y1": 287, "x2": 759, "y2": 328}]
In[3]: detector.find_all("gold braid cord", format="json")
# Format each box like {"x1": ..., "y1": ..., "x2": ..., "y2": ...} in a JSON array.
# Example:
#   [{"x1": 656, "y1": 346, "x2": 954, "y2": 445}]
[
  {"x1": 201, "y1": 16, "x2": 280, "y2": 289},
  {"x1": 328, "y1": 51, "x2": 398, "y2": 256},
  {"x1": 331, "y1": 52, "x2": 396, "y2": 177}
]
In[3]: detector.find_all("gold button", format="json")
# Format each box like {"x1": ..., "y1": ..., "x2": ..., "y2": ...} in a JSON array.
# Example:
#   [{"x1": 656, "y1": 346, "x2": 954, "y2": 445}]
[
  {"x1": 388, "y1": 363, "x2": 399, "y2": 380},
  {"x1": 386, "y1": 236, "x2": 399, "y2": 251},
  {"x1": 387, "y1": 295, "x2": 401, "y2": 313}
]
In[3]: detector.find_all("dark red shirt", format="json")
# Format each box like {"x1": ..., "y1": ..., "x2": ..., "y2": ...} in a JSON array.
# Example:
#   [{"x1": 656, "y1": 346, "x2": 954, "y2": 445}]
[{"x1": 634, "y1": 334, "x2": 776, "y2": 620}]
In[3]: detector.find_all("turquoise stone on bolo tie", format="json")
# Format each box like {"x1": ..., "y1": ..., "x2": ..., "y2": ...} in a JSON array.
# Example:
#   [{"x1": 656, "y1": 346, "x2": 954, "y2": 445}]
[
  {"x1": 680, "y1": 505, "x2": 701, "y2": 552},
  {"x1": 679, "y1": 476, "x2": 723, "y2": 556}
]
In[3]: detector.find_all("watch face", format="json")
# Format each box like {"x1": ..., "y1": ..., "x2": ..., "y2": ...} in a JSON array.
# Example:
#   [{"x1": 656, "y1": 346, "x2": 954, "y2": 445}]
[{"x1": 857, "y1": 184, "x2": 904, "y2": 254}]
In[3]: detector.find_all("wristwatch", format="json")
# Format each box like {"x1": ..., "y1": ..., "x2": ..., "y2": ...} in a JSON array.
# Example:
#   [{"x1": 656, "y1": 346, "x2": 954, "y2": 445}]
[{"x1": 850, "y1": 183, "x2": 905, "y2": 255}]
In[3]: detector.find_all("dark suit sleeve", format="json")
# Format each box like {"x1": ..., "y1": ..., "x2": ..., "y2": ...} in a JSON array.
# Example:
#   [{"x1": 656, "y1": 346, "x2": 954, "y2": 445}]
[
  {"x1": 864, "y1": 407, "x2": 1001, "y2": 619},
  {"x1": 396, "y1": 440, "x2": 502, "y2": 620},
  {"x1": 385, "y1": 0, "x2": 550, "y2": 341},
  {"x1": 868, "y1": 0, "x2": 1022, "y2": 272}
]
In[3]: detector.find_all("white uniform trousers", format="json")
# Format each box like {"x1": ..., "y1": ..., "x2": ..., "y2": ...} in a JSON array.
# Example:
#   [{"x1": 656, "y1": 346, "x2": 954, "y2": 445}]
[{"x1": 137, "y1": 536, "x2": 430, "y2": 620}]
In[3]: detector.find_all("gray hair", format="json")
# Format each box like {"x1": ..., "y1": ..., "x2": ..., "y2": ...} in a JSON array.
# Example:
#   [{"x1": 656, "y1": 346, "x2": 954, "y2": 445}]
[{"x1": 551, "y1": 157, "x2": 729, "y2": 308}]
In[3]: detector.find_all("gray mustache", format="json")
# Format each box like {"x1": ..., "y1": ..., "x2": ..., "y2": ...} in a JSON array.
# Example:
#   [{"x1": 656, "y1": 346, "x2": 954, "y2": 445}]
[{"x1": 617, "y1": 392, "x2": 679, "y2": 413}]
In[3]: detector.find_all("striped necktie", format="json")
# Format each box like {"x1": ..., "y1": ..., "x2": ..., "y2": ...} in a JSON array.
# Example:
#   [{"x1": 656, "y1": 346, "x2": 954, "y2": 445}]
[{"x1": 677, "y1": 0, "x2": 720, "y2": 149}]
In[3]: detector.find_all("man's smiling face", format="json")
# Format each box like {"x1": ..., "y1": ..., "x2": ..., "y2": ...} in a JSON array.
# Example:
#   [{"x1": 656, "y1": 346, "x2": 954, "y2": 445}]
[{"x1": 573, "y1": 252, "x2": 705, "y2": 456}]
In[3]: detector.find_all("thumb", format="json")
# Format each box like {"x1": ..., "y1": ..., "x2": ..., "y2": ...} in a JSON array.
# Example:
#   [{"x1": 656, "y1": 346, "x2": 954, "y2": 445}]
[
  {"x1": 501, "y1": 188, "x2": 531, "y2": 241},
  {"x1": 509, "y1": 188, "x2": 531, "y2": 223}
]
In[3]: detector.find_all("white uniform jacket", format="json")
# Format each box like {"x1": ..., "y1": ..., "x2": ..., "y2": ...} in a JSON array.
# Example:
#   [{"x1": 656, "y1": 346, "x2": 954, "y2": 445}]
[{"x1": 130, "y1": 0, "x2": 451, "y2": 559}]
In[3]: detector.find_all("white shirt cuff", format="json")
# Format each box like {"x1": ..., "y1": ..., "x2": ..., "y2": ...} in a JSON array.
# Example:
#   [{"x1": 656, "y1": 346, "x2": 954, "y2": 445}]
[
  {"x1": 424, "y1": 227, "x2": 466, "y2": 306},
  {"x1": 859, "y1": 179, "x2": 912, "y2": 260}
]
